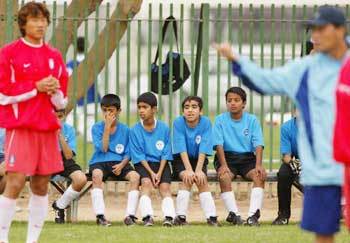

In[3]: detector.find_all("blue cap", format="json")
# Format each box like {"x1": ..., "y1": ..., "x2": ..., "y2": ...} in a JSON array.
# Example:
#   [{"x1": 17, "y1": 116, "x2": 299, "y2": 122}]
[{"x1": 307, "y1": 6, "x2": 346, "y2": 27}]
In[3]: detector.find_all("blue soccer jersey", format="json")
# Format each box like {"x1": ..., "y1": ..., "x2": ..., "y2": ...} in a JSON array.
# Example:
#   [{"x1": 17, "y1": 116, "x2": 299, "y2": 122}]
[
  {"x1": 130, "y1": 119, "x2": 173, "y2": 164},
  {"x1": 213, "y1": 111, "x2": 264, "y2": 153},
  {"x1": 60, "y1": 122, "x2": 77, "y2": 154},
  {"x1": 172, "y1": 115, "x2": 213, "y2": 158},
  {"x1": 90, "y1": 121, "x2": 130, "y2": 165},
  {"x1": 280, "y1": 117, "x2": 299, "y2": 159}
]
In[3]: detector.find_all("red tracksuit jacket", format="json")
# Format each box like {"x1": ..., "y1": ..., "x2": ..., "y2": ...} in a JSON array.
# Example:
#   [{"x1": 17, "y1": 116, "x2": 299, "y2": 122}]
[
  {"x1": 334, "y1": 57, "x2": 350, "y2": 229},
  {"x1": 0, "y1": 38, "x2": 68, "y2": 131}
]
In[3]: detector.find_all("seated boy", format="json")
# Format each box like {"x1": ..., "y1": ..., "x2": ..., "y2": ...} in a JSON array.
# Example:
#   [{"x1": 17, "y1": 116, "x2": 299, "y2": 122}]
[
  {"x1": 213, "y1": 87, "x2": 266, "y2": 226},
  {"x1": 52, "y1": 109, "x2": 87, "y2": 223},
  {"x1": 130, "y1": 92, "x2": 175, "y2": 227},
  {"x1": 89, "y1": 94, "x2": 140, "y2": 226},
  {"x1": 172, "y1": 96, "x2": 218, "y2": 226},
  {"x1": 272, "y1": 114, "x2": 303, "y2": 225}
]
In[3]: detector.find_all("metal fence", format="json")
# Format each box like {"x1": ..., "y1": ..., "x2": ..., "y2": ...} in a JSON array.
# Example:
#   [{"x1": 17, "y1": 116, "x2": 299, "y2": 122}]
[{"x1": 2, "y1": 1, "x2": 350, "y2": 170}]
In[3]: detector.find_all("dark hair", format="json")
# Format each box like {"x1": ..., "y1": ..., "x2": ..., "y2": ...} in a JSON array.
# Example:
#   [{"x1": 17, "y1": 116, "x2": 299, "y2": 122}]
[
  {"x1": 100, "y1": 94, "x2": 121, "y2": 109},
  {"x1": 225, "y1": 87, "x2": 247, "y2": 102},
  {"x1": 77, "y1": 37, "x2": 85, "y2": 53},
  {"x1": 18, "y1": 2, "x2": 51, "y2": 37},
  {"x1": 137, "y1": 92, "x2": 157, "y2": 107},
  {"x1": 181, "y1": 96, "x2": 203, "y2": 111}
]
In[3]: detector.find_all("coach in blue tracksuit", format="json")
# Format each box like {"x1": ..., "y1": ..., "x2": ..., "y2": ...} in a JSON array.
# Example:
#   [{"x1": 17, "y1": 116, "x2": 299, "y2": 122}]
[{"x1": 215, "y1": 6, "x2": 346, "y2": 243}]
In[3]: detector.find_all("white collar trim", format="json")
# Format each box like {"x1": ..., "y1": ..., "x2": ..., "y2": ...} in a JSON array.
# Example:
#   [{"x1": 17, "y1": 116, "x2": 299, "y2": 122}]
[{"x1": 21, "y1": 38, "x2": 43, "y2": 48}]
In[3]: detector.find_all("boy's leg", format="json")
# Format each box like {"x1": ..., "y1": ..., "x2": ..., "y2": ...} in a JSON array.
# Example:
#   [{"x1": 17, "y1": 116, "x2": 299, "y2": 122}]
[
  {"x1": 196, "y1": 178, "x2": 217, "y2": 222},
  {"x1": 172, "y1": 157, "x2": 193, "y2": 221},
  {"x1": 27, "y1": 175, "x2": 50, "y2": 243},
  {"x1": 134, "y1": 164, "x2": 154, "y2": 225},
  {"x1": 176, "y1": 174, "x2": 192, "y2": 220},
  {"x1": 123, "y1": 168, "x2": 140, "y2": 223},
  {"x1": 244, "y1": 165, "x2": 265, "y2": 226},
  {"x1": 158, "y1": 163, "x2": 175, "y2": 226},
  {"x1": 90, "y1": 167, "x2": 110, "y2": 226},
  {"x1": 159, "y1": 182, "x2": 176, "y2": 224},
  {"x1": 273, "y1": 163, "x2": 295, "y2": 225},
  {"x1": 214, "y1": 159, "x2": 241, "y2": 220},
  {"x1": 55, "y1": 160, "x2": 87, "y2": 211},
  {"x1": 0, "y1": 172, "x2": 26, "y2": 243}
]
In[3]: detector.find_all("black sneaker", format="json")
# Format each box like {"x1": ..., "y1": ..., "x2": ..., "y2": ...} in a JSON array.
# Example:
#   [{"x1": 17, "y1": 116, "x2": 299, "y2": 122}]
[
  {"x1": 245, "y1": 210, "x2": 260, "y2": 226},
  {"x1": 143, "y1": 215, "x2": 154, "y2": 227},
  {"x1": 174, "y1": 215, "x2": 188, "y2": 226},
  {"x1": 226, "y1": 211, "x2": 243, "y2": 225},
  {"x1": 52, "y1": 201, "x2": 65, "y2": 224},
  {"x1": 124, "y1": 215, "x2": 138, "y2": 226},
  {"x1": 96, "y1": 215, "x2": 111, "y2": 226},
  {"x1": 163, "y1": 216, "x2": 174, "y2": 227},
  {"x1": 207, "y1": 216, "x2": 220, "y2": 227},
  {"x1": 272, "y1": 215, "x2": 289, "y2": 225}
]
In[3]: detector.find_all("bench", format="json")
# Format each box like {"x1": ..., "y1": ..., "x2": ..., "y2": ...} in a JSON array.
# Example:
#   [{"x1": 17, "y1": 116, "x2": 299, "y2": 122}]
[{"x1": 50, "y1": 169, "x2": 289, "y2": 222}]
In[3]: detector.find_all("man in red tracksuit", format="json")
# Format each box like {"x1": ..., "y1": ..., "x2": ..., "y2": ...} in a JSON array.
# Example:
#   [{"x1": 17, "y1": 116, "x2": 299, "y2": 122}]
[
  {"x1": 0, "y1": 2, "x2": 68, "y2": 243},
  {"x1": 334, "y1": 56, "x2": 350, "y2": 230}
]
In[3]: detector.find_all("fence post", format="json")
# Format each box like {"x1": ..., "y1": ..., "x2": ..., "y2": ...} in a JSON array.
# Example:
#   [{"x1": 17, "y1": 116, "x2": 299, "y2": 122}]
[{"x1": 201, "y1": 4, "x2": 210, "y2": 116}]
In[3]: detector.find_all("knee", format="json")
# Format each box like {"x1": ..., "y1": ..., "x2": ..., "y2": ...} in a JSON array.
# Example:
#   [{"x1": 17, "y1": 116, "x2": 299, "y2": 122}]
[
  {"x1": 30, "y1": 182, "x2": 48, "y2": 195},
  {"x1": 129, "y1": 172, "x2": 140, "y2": 185},
  {"x1": 92, "y1": 171, "x2": 103, "y2": 187},
  {"x1": 219, "y1": 173, "x2": 232, "y2": 185},
  {"x1": 159, "y1": 183, "x2": 171, "y2": 197},
  {"x1": 72, "y1": 173, "x2": 87, "y2": 190},
  {"x1": 141, "y1": 179, "x2": 153, "y2": 192},
  {"x1": 252, "y1": 175, "x2": 265, "y2": 187}
]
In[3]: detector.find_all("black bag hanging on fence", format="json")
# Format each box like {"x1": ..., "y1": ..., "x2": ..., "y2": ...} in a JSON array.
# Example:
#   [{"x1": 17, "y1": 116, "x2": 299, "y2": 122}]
[{"x1": 151, "y1": 16, "x2": 190, "y2": 95}]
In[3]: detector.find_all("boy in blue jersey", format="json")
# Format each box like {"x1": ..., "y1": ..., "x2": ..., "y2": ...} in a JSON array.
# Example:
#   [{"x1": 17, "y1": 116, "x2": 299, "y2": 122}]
[
  {"x1": 130, "y1": 92, "x2": 175, "y2": 227},
  {"x1": 172, "y1": 96, "x2": 218, "y2": 226},
  {"x1": 272, "y1": 115, "x2": 303, "y2": 225},
  {"x1": 213, "y1": 87, "x2": 265, "y2": 226},
  {"x1": 215, "y1": 6, "x2": 347, "y2": 243},
  {"x1": 89, "y1": 94, "x2": 140, "y2": 226},
  {"x1": 51, "y1": 109, "x2": 87, "y2": 224}
]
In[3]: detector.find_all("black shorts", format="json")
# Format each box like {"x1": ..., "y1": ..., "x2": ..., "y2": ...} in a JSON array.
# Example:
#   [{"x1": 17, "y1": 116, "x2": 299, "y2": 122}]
[
  {"x1": 0, "y1": 153, "x2": 4, "y2": 163},
  {"x1": 134, "y1": 162, "x2": 172, "y2": 184},
  {"x1": 214, "y1": 152, "x2": 256, "y2": 179},
  {"x1": 172, "y1": 154, "x2": 208, "y2": 180},
  {"x1": 89, "y1": 161, "x2": 134, "y2": 181},
  {"x1": 54, "y1": 158, "x2": 82, "y2": 178}
]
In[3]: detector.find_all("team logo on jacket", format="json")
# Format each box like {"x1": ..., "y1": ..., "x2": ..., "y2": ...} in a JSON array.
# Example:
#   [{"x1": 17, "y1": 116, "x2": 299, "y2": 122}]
[
  {"x1": 156, "y1": 140, "x2": 165, "y2": 151},
  {"x1": 49, "y1": 58, "x2": 55, "y2": 70},
  {"x1": 195, "y1": 135, "x2": 201, "y2": 144},
  {"x1": 243, "y1": 129, "x2": 249, "y2": 136},
  {"x1": 115, "y1": 144, "x2": 124, "y2": 154}
]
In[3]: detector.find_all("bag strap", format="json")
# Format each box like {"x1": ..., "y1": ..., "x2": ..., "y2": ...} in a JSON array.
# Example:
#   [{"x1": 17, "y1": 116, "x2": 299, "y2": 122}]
[
  {"x1": 153, "y1": 15, "x2": 179, "y2": 63},
  {"x1": 193, "y1": 5, "x2": 204, "y2": 95}
]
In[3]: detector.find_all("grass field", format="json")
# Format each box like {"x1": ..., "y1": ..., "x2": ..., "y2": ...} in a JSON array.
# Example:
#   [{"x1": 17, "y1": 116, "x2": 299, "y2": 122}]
[{"x1": 8, "y1": 222, "x2": 349, "y2": 243}]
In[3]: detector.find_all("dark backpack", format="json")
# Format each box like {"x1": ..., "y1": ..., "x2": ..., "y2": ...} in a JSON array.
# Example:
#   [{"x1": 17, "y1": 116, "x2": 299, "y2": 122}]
[{"x1": 151, "y1": 16, "x2": 190, "y2": 95}]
